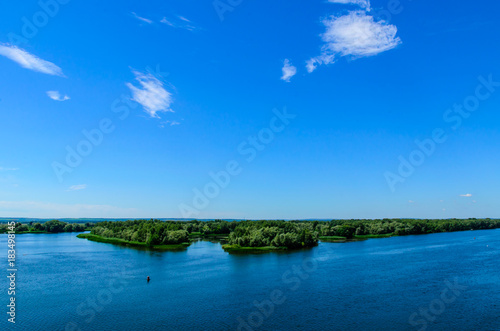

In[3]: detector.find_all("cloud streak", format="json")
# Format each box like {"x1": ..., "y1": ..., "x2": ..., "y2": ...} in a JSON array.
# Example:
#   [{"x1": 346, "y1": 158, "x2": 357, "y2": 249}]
[
  {"x1": 0, "y1": 167, "x2": 18, "y2": 171},
  {"x1": 47, "y1": 90, "x2": 70, "y2": 101},
  {"x1": 160, "y1": 120, "x2": 181, "y2": 128},
  {"x1": 160, "y1": 15, "x2": 198, "y2": 31},
  {"x1": 460, "y1": 194, "x2": 472, "y2": 197},
  {"x1": 0, "y1": 200, "x2": 138, "y2": 218},
  {"x1": 0, "y1": 43, "x2": 64, "y2": 76},
  {"x1": 307, "y1": 11, "x2": 401, "y2": 72},
  {"x1": 131, "y1": 12, "x2": 153, "y2": 24},
  {"x1": 126, "y1": 70, "x2": 173, "y2": 118},
  {"x1": 67, "y1": 184, "x2": 87, "y2": 191}
]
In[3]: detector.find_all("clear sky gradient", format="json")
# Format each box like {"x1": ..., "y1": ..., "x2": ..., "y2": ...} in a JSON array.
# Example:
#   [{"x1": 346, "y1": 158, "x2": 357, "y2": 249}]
[{"x1": 0, "y1": 0, "x2": 499, "y2": 219}]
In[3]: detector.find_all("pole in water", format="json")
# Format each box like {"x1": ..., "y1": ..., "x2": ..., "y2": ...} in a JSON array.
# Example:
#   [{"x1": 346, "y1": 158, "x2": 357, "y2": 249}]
[{"x1": 147, "y1": 276, "x2": 150, "y2": 282}]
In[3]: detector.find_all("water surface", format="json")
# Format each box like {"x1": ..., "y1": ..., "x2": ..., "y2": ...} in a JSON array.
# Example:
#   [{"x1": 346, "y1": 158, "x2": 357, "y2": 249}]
[{"x1": 1, "y1": 229, "x2": 499, "y2": 330}]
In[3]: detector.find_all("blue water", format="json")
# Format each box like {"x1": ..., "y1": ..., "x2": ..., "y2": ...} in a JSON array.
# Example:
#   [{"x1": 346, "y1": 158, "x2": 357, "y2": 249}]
[{"x1": 1, "y1": 229, "x2": 499, "y2": 330}]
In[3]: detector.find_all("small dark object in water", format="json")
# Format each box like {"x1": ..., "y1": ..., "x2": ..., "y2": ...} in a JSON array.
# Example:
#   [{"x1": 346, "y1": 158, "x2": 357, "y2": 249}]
[{"x1": 147, "y1": 276, "x2": 150, "y2": 282}]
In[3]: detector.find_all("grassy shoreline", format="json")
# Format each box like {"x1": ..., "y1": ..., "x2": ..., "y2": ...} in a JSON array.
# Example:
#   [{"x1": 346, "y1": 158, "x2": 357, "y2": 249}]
[{"x1": 77, "y1": 233, "x2": 190, "y2": 250}]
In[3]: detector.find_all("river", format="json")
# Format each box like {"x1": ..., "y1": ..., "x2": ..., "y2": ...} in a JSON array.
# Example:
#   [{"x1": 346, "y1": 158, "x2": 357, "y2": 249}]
[{"x1": 1, "y1": 229, "x2": 499, "y2": 330}]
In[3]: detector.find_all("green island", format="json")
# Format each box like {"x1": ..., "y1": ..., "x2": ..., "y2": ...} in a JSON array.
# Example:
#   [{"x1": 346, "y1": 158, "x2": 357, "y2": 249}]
[
  {"x1": 4, "y1": 218, "x2": 500, "y2": 253},
  {"x1": 76, "y1": 233, "x2": 190, "y2": 250}
]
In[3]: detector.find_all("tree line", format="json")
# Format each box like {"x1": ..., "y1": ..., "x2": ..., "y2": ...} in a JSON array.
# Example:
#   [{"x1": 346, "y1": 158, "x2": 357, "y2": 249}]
[
  {"x1": 0, "y1": 220, "x2": 93, "y2": 233},
  {"x1": 313, "y1": 218, "x2": 500, "y2": 238},
  {"x1": 86, "y1": 218, "x2": 500, "y2": 249}
]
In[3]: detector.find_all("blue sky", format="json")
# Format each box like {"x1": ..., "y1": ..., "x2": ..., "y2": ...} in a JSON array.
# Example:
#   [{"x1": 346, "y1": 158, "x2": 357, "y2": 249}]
[{"x1": 0, "y1": 0, "x2": 499, "y2": 219}]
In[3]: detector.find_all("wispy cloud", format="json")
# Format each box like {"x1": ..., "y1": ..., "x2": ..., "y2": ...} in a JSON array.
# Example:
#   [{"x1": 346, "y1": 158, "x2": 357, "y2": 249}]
[
  {"x1": 131, "y1": 12, "x2": 153, "y2": 24},
  {"x1": 160, "y1": 15, "x2": 198, "y2": 31},
  {"x1": 280, "y1": 59, "x2": 297, "y2": 82},
  {"x1": 0, "y1": 200, "x2": 138, "y2": 218},
  {"x1": 408, "y1": 200, "x2": 414, "y2": 203},
  {"x1": 460, "y1": 193, "x2": 472, "y2": 197},
  {"x1": 328, "y1": 0, "x2": 371, "y2": 10},
  {"x1": 0, "y1": 167, "x2": 18, "y2": 171},
  {"x1": 160, "y1": 120, "x2": 181, "y2": 128},
  {"x1": 126, "y1": 69, "x2": 173, "y2": 118},
  {"x1": 67, "y1": 184, "x2": 87, "y2": 191},
  {"x1": 0, "y1": 43, "x2": 64, "y2": 76},
  {"x1": 306, "y1": 11, "x2": 401, "y2": 72},
  {"x1": 47, "y1": 90, "x2": 70, "y2": 101}
]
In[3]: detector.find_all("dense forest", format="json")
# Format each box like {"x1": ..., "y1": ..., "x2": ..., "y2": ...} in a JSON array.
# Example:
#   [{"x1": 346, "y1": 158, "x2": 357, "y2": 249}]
[
  {"x1": 75, "y1": 218, "x2": 500, "y2": 250},
  {"x1": 227, "y1": 220, "x2": 318, "y2": 249}
]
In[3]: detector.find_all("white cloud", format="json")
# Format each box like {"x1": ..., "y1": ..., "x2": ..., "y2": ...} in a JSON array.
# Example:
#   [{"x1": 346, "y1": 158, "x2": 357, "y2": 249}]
[
  {"x1": 460, "y1": 194, "x2": 472, "y2": 197},
  {"x1": 0, "y1": 167, "x2": 18, "y2": 171},
  {"x1": 160, "y1": 16, "x2": 197, "y2": 31},
  {"x1": 67, "y1": 184, "x2": 87, "y2": 191},
  {"x1": 408, "y1": 200, "x2": 414, "y2": 203},
  {"x1": 0, "y1": 200, "x2": 138, "y2": 218},
  {"x1": 0, "y1": 43, "x2": 64, "y2": 76},
  {"x1": 307, "y1": 11, "x2": 401, "y2": 72},
  {"x1": 47, "y1": 90, "x2": 70, "y2": 101},
  {"x1": 126, "y1": 70, "x2": 173, "y2": 118},
  {"x1": 328, "y1": 0, "x2": 371, "y2": 10},
  {"x1": 280, "y1": 59, "x2": 297, "y2": 82},
  {"x1": 131, "y1": 12, "x2": 153, "y2": 24}
]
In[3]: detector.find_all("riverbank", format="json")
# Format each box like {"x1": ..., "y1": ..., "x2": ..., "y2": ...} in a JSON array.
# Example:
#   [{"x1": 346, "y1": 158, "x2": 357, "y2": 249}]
[{"x1": 76, "y1": 233, "x2": 190, "y2": 250}]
